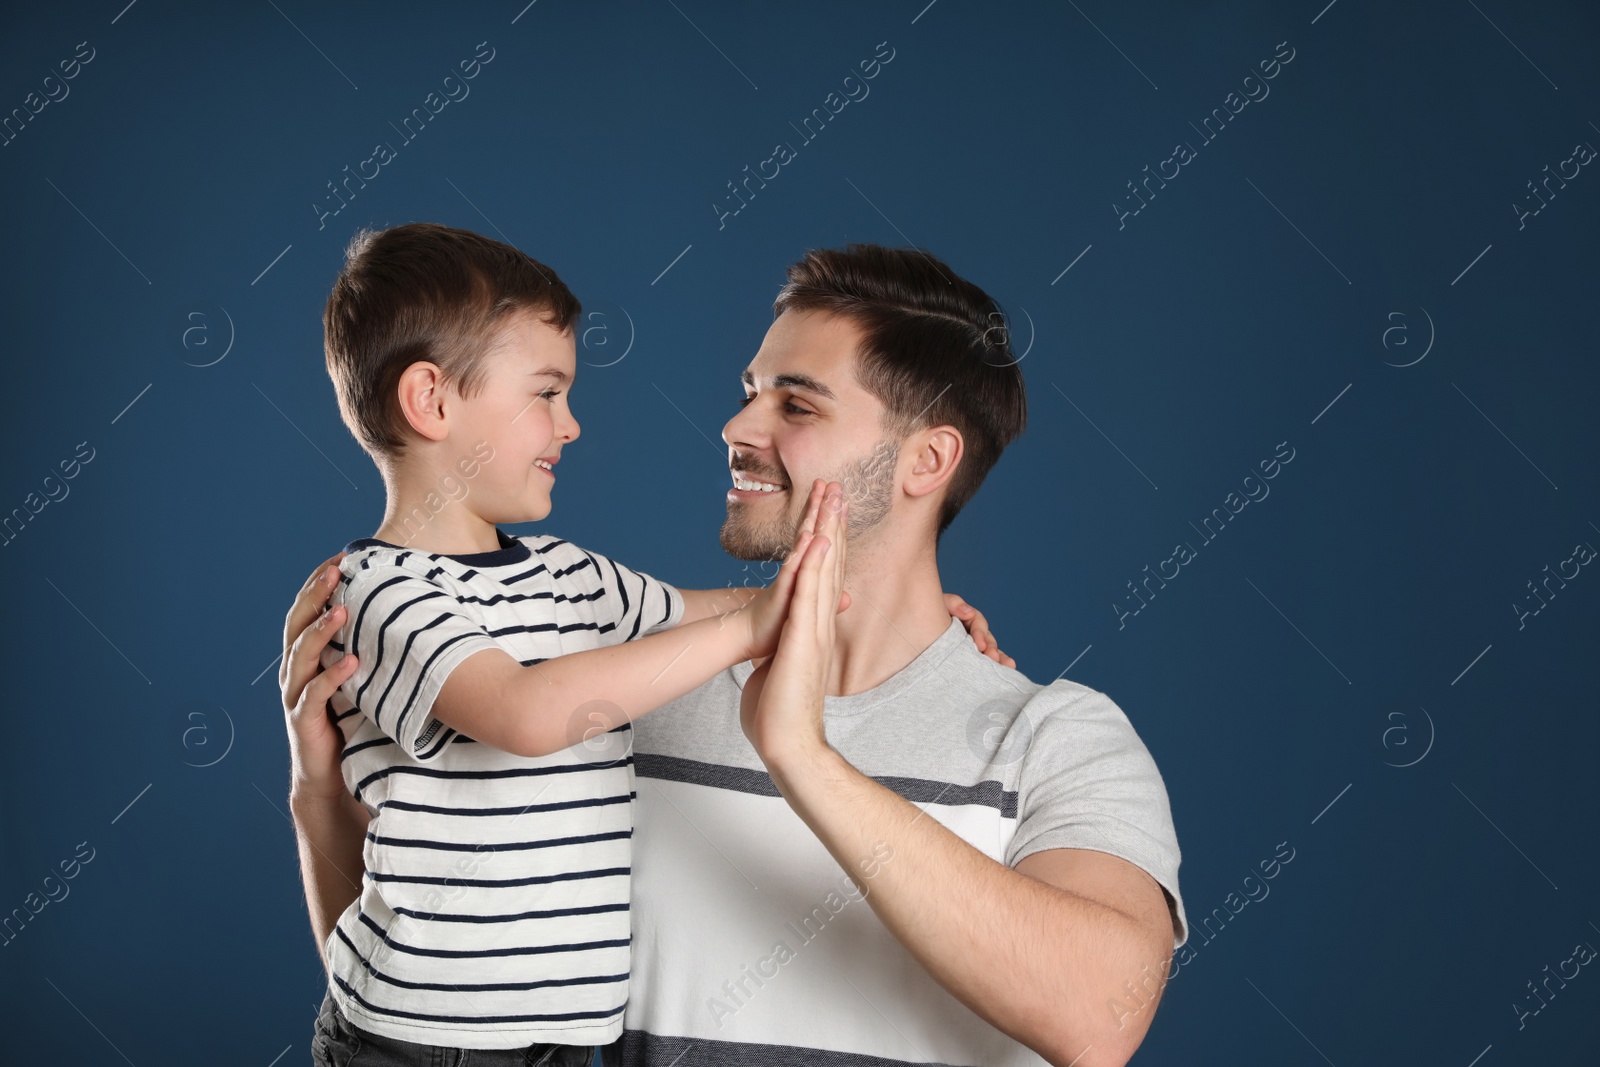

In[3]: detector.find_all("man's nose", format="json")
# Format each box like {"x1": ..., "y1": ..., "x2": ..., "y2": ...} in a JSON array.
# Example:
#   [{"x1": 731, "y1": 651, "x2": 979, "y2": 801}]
[{"x1": 722, "y1": 401, "x2": 765, "y2": 451}]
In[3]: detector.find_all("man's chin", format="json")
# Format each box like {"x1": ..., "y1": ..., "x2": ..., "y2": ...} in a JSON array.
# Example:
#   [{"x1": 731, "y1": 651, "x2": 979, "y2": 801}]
[{"x1": 719, "y1": 516, "x2": 791, "y2": 562}]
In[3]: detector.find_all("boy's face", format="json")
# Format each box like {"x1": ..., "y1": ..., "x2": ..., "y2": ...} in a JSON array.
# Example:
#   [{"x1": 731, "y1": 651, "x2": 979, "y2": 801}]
[
  {"x1": 719, "y1": 309, "x2": 907, "y2": 561},
  {"x1": 451, "y1": 310, "x2": 580, "y2": 525}
]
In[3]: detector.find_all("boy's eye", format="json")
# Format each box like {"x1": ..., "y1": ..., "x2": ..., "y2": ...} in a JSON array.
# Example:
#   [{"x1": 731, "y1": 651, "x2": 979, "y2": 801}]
[{"x1": 539, "y1": 389, "x2": 562, "y2": 401}]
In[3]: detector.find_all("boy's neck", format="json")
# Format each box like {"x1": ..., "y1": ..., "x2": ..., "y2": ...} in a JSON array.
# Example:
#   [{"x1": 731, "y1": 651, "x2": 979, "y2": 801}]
[{"x1": 373, "y1": 465, "x2": 504, "y2": 556}]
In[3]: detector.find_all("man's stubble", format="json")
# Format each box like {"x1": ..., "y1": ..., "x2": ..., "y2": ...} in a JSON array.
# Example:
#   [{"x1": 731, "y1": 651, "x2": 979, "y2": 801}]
[{"x1": 720, "y1": 438, "x2": 900, "y2": 562}]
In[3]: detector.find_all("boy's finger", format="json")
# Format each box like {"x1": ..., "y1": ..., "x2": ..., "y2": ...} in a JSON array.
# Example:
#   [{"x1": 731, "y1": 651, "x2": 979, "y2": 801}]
[
  {"x1": 800, "y1": 479, "x2": 825, "y2": 539},
  {"x1": 773, "y1": 531, "x2": 813, "y2": 596},
  {"x1": 784, "y1": 532, "x2": 829, "y2": 637}
]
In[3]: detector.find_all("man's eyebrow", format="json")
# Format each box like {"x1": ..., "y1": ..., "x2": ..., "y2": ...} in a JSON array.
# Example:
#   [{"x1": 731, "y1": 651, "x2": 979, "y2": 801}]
[
  {"x1": 527, "y1": 367, "x2": 570, "y2": 383},
  {"x1": 740, "y1": 369, "x2": 836, "y2": 401}
]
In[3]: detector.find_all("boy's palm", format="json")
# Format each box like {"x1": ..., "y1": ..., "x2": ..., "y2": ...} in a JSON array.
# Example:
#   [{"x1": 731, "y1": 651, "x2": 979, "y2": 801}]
[{"x1": 744, "y1": 480, "x2": 848, "y2": 659}]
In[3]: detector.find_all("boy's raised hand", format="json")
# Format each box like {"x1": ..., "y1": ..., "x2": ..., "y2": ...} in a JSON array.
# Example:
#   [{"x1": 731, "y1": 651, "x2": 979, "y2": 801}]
[{"x1": 740, "y1": 478, "x2": 850, "y2": 660}]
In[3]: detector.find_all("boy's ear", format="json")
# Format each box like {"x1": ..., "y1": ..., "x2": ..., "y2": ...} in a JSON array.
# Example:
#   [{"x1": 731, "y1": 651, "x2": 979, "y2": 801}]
[
  {"x1": 395, "y1": 362, "x2": 451, "y2": 443},
  {"x1": 904, "y1": 425, "x2": 963, "y2": 500}
]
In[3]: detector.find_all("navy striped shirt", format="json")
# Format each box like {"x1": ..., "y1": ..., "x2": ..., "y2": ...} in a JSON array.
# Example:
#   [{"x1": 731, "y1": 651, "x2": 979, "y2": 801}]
[{"x1": 320, "y1": 528, "x2": 682, "y2": 1049}]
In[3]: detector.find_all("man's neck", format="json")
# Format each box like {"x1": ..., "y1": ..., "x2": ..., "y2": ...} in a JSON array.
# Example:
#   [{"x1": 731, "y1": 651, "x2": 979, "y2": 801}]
[{"x1": 828, "y1": 534, "x2": 951, "y2": 698}]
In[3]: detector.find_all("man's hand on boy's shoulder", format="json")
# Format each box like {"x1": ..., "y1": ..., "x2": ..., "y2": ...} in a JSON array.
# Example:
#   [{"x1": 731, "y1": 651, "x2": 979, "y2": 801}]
[{"x1": 281, "y1": 553, "x2": 358, "y2": 802}]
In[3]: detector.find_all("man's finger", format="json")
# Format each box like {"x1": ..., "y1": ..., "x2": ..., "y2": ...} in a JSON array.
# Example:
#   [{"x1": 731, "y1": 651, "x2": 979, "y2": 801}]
[
  {"x1": 283, "y1": 556, "x2": 344, "y2": 662},
  {"x1": 284, "y1": 603, "x2": 347, "y2": 712},
  {"x1": 293, "y1": 653, "x2": 359, "y2": 728}
]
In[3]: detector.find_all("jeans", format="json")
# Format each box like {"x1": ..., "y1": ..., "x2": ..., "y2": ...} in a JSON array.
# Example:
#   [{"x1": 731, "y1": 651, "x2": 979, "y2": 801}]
[{"x1": 311, "y1": 988, "x2": 597, "y2": 1067}]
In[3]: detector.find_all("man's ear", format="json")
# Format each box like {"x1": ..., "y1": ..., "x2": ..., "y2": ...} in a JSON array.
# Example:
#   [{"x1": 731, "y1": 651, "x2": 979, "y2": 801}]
[
  {"x1": 394, "y1": 362, "x2": 452, "y2": 443},
  {"x1": 904, "y1": 425, "x2": 963, "y2": 500}
]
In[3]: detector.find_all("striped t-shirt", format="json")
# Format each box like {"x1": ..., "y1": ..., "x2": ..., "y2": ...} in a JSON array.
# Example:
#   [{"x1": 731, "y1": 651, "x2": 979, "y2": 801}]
[
  {"x1": 321, "y1": 528, "x2": 683, "y2": 1049},
  {"x1": 609, "y1": 616, "x2": 1187, "y2": 1066}
]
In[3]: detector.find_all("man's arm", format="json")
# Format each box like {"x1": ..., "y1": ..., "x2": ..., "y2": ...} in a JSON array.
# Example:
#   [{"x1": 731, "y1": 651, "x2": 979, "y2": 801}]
[
  {"x1": 742, "y1": 495, "x2": 1173, "y2": 1067},
  {"x1": 763, "y1": 750, "x2": 1172, "y2": 1067},
  {"x1": 280, "y1": 555, "x2": 372, "y2": 964}
]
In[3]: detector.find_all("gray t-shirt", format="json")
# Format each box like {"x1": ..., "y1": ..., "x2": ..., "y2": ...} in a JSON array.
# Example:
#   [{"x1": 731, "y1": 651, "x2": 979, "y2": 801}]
[{"x1": 612, "y1": 616, "x2": 1186, "y2": 1067}]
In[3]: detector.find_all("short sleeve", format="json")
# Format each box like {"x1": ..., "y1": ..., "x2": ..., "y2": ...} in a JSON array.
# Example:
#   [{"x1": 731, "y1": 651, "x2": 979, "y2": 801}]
[
  {"x1": 578, "y1": 546, "x2": 684, "y2": 642},
  {"x1": 332, "y1": 561, "x2": 503, "y2": 763},
  {"x1": 1006, "y1": 683, "x2": 1188, "y2": 948}
]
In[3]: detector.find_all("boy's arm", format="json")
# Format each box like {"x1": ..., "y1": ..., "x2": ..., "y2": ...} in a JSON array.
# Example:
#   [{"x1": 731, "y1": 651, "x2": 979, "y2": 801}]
[
  {"x1": 431, "y1": 606, "x2": 759, "y2": 758},
  {"x1": 391, "y1": 482, "x2": 842, "y2": 760},
  {"x1": 677, "y1": 585, "x2": 759, "y2": 624},
  {"x1": 677, "y1": 587, "x2": 1016, "y2": 667}
]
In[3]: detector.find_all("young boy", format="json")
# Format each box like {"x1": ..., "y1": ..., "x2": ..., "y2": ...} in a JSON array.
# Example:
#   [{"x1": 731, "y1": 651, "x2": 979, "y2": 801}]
[{"x1": 310, "y1": 221, "x2": 838, "y2": 1063}]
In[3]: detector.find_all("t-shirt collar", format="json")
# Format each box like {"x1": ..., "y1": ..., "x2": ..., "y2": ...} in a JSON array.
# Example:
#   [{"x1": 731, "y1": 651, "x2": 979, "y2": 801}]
[
  {"x1": 730, "y1": 616, "x2": 970, "y2": 717},
  {"x1": 342, "y1": 527, "x2": 532, "y2": 567}
]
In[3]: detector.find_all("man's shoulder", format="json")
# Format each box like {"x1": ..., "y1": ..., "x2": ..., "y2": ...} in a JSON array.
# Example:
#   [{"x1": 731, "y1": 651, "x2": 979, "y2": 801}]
[{"x1": 938, "y1": 639, "x2": 1128, "y2": 729}]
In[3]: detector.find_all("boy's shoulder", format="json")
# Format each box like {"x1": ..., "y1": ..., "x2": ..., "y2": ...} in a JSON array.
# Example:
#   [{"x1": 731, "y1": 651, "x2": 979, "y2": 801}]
[{"x1": 332, "y1": 531, "x2": 607, "y2": 591}]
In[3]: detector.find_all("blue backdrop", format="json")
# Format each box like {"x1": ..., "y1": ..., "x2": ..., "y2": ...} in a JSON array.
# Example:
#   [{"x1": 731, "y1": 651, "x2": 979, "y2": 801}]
[{"x1": 2, "y1": 1, "x2": 1596, "y2": 1063}]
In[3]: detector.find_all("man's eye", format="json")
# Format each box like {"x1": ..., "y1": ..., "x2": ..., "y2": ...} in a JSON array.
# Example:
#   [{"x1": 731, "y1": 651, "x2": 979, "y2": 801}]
[{"x1": 736, "y1": 395, "x2": 812, "y2": 416}]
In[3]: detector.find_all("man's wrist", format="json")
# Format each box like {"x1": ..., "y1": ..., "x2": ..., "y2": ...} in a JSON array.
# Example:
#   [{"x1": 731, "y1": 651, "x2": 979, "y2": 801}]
[
  {"x1": 761, "y1": 733, "x2": 846, "y2": 798},
  {"x1": 289, "y1": 780, "x2": 350, "y2": 815}
]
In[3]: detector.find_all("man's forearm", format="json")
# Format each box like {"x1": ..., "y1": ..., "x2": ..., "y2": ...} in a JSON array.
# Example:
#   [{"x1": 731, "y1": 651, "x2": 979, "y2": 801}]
[
  {"x1": 289, "y1": 788, "x2": 370, "y2": 968},
  {"x1": 764, "y1": 744, "x2": 1160, "y2": 1067}
]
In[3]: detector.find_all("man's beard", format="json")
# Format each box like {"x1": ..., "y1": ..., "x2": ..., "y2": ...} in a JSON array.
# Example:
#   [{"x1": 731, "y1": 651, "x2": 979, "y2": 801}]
[{"x1": 720, "y1": 439, "x2": 900, "y2": 561}]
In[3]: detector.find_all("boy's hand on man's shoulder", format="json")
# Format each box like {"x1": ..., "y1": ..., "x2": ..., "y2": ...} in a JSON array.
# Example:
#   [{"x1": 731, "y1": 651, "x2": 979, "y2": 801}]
[{"x1": 945, "y1": 592, "x2": 1016, "y2": 668}]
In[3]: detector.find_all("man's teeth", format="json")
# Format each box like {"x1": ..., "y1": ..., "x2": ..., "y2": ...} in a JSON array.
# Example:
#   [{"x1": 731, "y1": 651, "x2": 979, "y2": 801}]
[{"x1": 733, "y1": 475, "x2": 784, "y2": 492}]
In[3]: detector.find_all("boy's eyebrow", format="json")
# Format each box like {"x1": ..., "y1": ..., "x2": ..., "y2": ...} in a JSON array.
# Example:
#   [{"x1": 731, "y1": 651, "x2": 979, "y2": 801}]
[
  {"x1": 740, "y1": 368, "x2": 836, "y2": 400},
  {"x1": 527, "y1": 367, "x2": 570, "y2": 383}
]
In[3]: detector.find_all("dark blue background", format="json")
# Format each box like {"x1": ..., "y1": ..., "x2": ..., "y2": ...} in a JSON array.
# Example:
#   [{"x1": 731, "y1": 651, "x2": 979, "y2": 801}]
[{"x1": 2, "y1": 1, "x2": 1596, "y2": 1063}]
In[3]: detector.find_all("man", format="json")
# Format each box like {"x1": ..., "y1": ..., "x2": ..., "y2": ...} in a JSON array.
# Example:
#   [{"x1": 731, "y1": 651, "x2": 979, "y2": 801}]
[{"x1": 282, "y1": 244, "x2": 1187, "y2": 1066}]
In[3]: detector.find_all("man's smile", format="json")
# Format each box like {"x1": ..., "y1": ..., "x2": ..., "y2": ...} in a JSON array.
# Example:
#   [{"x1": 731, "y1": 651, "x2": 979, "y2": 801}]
[{"x1": 729, "y1": 470, "x2": 788, "y2": 498}]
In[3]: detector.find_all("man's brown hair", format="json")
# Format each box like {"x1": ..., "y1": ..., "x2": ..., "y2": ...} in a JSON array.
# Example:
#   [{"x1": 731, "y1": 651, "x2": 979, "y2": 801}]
[
  {"x1": 324, "y1": 221, "x2": 579, "y2": 464},
  {"x1": 773, "y1": 243, "x2": 1027, "y2": 537}
]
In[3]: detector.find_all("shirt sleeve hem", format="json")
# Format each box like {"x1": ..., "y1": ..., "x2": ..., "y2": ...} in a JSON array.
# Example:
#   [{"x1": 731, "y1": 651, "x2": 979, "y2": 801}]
[{"x1": 1008, "y1": 834, "x2": 1188, "y2": 949}]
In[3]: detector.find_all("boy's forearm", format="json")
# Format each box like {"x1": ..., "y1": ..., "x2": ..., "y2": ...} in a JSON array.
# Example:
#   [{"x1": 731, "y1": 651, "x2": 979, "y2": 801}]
[
  {"x1": 677, "y1": 586, "x2": 759, "y2": 624},
  {"x1": 501, "y1": 607, "x2": 756, "y2": 755},
  {"x1": 289, "y1": 788, "x2": 370, "y2": 969}
]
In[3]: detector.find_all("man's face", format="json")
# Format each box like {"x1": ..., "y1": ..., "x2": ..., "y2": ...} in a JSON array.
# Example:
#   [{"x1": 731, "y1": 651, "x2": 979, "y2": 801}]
[{"x1": 720, "y1": 309, "x2": 904, "y2": 561}]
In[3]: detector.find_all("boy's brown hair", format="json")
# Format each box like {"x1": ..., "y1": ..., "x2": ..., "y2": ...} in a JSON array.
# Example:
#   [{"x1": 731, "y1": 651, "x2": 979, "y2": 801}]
[{"x1": 324, "y1": 221, "x2": 579, "y2": 464}]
